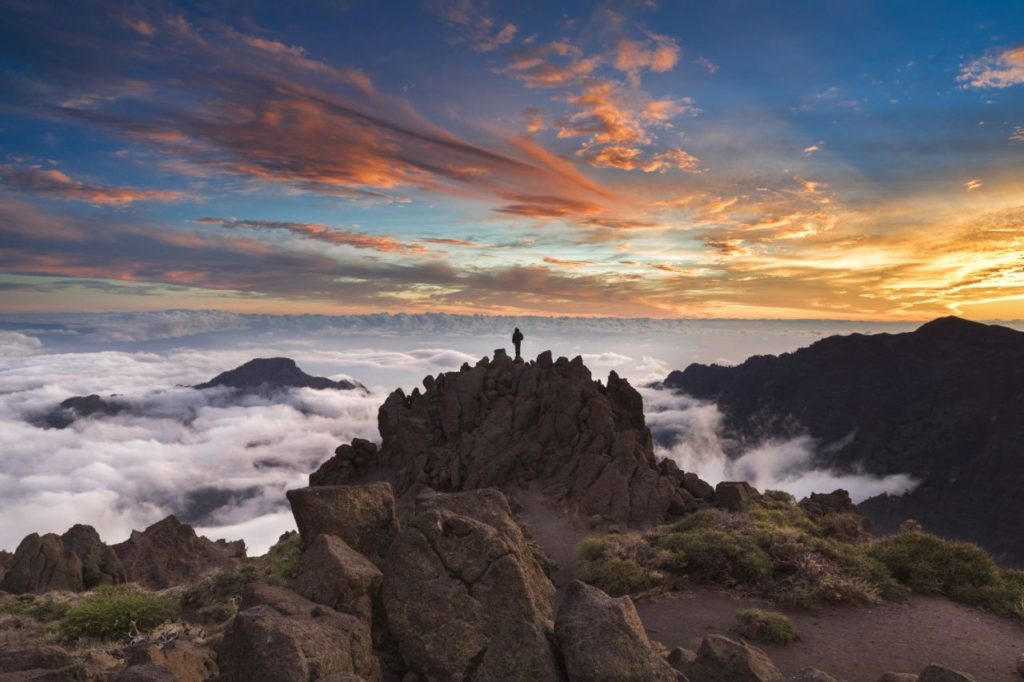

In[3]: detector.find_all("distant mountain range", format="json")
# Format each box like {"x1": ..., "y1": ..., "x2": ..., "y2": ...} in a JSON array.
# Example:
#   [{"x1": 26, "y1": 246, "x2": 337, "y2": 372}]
[
  {"x1": 34, "y1": 357, "x2": 365, "y2": 429},
  {"x1": 663, "y1": 316, "x2": 1024, "y2": 566}
]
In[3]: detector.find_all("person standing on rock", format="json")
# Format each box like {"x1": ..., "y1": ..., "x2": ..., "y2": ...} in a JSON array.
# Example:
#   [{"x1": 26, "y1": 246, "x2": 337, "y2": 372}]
[{"x1": 512, "y1": 327, "x2": 524, "y2": 359}]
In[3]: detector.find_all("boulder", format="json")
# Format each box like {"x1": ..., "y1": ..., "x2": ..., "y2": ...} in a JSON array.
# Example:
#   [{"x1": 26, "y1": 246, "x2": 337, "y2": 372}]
[
  {"x1": 123, "y1": 640, "x2": 217, "y2": 682},
  {"x1": 219, "y1": 583, "x2": 379, "y2": 682},
  {"x1": 668, "y1": 646, "x2": 698, "y2": 671},
  {"x1": 286, "y1": 484, "x2": 398, "y2": 561},
  {"x1": 684, "y1": 634, "x2": 782, "y2": 682},
  {"x1": 115, "y1": 666, "x2": 177, "y2": 682},
  {"x1": 683, "y1": 473, "x2": 716, "y2": 501},
  {"x1": 60, "y1": 525, "x2": 127, "y2": 588},
  {"x1": 112, "y1": 516, "x2": 244, "y2": 589},
  {"x1": 294, "y1": 534, "x2": 382, "y2": 624},
  {"x1": 785, "y1": 671, "x2": 841, "y2": 681},
  {"x1": 0, "y1": 524, "x2": 127, "y2": 594},
  {"x1": 383, "y1": 489, "x2": 562, "y2": 681},
  {"x1": 0, "y1": 645, "x2": 75, "y2": 673},
  {"x1": 714, "y1": 482, "x2": 759, "y2": 511},
  {"x1": 555, "y1": 580, "x2": 677, "y2": 682},
  {"x1": 315, "y1": 354, "x2": 710, "y2": 527},
  {"x1": 799, "y1": 490, "x2": 858, "y2": 517},
  {"x1": 918, "y1": 666, "x2": 976, "y2": 682}
]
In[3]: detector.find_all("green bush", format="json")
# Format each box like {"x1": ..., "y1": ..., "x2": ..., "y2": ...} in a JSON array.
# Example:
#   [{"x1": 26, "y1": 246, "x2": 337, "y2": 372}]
[
  {"x1": 869, "y1": 530, "x2": 1024, "y2": 618},
  {"x1": 736, "y1": 608, "x2": 801, "y2": 645},
  {"x1": 266, "y1": 532, "x2": 302, "y2": 588},
  {"x1": 60, "y1": 585, "x2": 177, "y2": 641},
  {"x1": 574, "y1": 558, "x2": 649, "y2": 596},
  {"x1": 659, "y1": 529, "x2": 772, "y2": 585}
]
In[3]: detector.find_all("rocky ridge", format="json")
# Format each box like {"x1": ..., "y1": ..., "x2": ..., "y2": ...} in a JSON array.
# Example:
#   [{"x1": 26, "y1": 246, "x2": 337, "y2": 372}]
[{"x1": 314, "y1": 349, "x2": 710, "y2": 527}]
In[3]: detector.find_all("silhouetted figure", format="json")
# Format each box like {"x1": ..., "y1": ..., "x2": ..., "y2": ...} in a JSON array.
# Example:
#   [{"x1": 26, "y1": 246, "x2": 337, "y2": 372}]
[{"x1": 512, "y1": 327, "x2": 524, "y2": 359}]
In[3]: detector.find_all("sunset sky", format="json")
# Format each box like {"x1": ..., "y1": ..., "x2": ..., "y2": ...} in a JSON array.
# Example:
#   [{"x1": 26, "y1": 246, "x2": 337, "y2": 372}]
[{"x1": 1, "y1": 0, "x2": 1022, "y2": 320}]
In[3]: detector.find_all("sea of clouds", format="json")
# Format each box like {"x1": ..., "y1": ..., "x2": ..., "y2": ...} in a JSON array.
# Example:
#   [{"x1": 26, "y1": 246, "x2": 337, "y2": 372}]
[{"x1": 3, "y1": 311, "x2": 1008, "y2": 556}]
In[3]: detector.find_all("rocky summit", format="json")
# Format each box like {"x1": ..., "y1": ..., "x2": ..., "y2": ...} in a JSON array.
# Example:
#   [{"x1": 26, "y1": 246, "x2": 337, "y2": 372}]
[
  {"x1": 193, "y1": 357, "x2": 365, "y2": 393},
  {"x1": 313, "y1": 348, "x2": 709, "y2": 526}
]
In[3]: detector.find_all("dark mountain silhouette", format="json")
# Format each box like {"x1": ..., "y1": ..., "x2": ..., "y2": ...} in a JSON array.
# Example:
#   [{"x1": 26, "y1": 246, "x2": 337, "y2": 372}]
[
  {"x1": 662, "y1": 316, "x2": 1024, "y2": 565},
  {"x1": 32, "y1": 357, "x2": 364, "y2": 429},
  {"x1": 193, "y1": 357, "x2": 364, "y2": 392}
]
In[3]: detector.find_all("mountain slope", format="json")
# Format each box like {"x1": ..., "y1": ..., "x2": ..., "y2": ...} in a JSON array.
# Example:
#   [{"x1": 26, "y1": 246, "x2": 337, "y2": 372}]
[
  {"x1": 662, "y1": 316, "x2": 1024, "y2": 565},
  {"x1": 193, "y1": 357, "x2": 364, "y2": 392}
]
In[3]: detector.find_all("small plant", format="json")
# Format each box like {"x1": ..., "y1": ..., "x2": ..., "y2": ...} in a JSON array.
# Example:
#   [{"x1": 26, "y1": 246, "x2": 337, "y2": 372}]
[
  {"x1": 736, "y1": 608, "x2": 801, "y2": 645},
  {"x1": 265, "y1": 532, "x2": 302, "y2": 588},
  {"x1": 60, "y1": 585, "x2": 177, "y2": 641},
  {"x1": 574, "y1": 557, "x2": 649, "y2": 596}
]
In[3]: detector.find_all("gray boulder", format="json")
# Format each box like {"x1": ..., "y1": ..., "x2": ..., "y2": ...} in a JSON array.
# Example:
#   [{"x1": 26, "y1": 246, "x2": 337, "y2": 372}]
[
  {"x1": 681, "y1": 634, "x2": 782, "y2": 682},
  {"x1": 287, "y1": 484, "x2": 398, "y2": 562},
  {"x1": 294, "y1": 533, "x2": 382, "y2": 624},
  {"x1": 383, "y1": 488, "x2": 562, "y2": 681},
  {"x1": 714, "y1": 482, "x2": 759, "y2": 511},
  {"x1": 918, "y1": 665, "x2": 976, "y2": 682},
  {"x1": 555, "y1": 580, "x2": 677, "y2": 682},
  {"x1": 219, "y1": 583, "x2": 379, "y2": 682}
]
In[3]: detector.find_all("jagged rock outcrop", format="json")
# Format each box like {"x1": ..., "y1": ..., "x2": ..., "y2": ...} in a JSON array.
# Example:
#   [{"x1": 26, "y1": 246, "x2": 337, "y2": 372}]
[
  {"x1": 112, "y1": 516, "x2": 245, "y2": 589},
  {"x1": 287, "y1": 484, "x2": 398, "y2": 562},
  {"x1": 219, "y1": 583, "x2": 379, "y2": 682},
  {"x1": 194, "y1": 357, "x2": 364, "y2": 392},
  {"x1": 662, "y1": 317, "x2": 1024, "y2": 565},
  {"x1": 0, "y1": 525, "x2": 126, "y2": 594},
  {"x1": 382, "y1": 488, "x2": 563, "y2": 681},
  {"x1": 555, "y1": 580, "x2": 678, "y2": 682},
  {"x1": 316, "y1": 350, "x2": 709, "y2": 526}
]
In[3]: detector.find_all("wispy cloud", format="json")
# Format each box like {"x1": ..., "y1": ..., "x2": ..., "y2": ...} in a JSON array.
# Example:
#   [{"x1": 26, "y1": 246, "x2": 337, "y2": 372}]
[
  {"x1": 0, "y1": 164, "x2": 183, "y2": 206},
  {"x1": 958, "y1": 46, "x2": 1024, "y2": 89}
]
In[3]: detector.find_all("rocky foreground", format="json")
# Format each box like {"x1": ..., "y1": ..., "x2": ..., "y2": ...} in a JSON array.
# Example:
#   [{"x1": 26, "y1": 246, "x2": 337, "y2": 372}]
[{"x1": 1, "y1": 350, "x2": 1020, "y2": 681}]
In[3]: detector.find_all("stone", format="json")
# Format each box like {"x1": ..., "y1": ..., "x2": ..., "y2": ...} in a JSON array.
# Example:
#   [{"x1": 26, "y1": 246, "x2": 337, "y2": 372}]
[
  {"x1": 112, "y1": 516, "x2": 244, "y2": 589},
  {"x1": 115, "y1": 666, "x2": 177, "y2": 682},
  {"x1": 0, "y1": 645, "x2": 74, "y2": 673},
  {"x1": 918, "y1": 665, "x2": 976, "y2": 682},
  {"x1": 878, "y1": 674, "x2": 919, "y2": 682},
  {"x1": 310, "y1": 439, "x2": 379, "y2": 486},
  {"x1": 785, "y1": 670, "x2": 841, "y2": 681},
  {"x1": 555, "y1": 580, "x2": 678, "y2": 682},
  {"x1": 1016, "y1": 652, "x2": 1024, "y2": 675},
  {"x1": 668, "y1": 646, "x2": 698, "y2": 671},
  {"x1": 714, "y1": 482, "x2": 759, "y2": 511},
  {"x1": 123, "y1": 640, "x2": 217, "y2": 682},
  {"x1": 683, "y1": 473, "x2": 716, "y2": 500},
  {"x1": 286, "y1": 484, "x2": 398, "y2": 561},
  {"x1": 691, "y1": 634, "x2": 782, "y2": 682},
  {"x1": 799, "y1": 490, "x2": 858, "y2": 517},
  {"x1": 383, "y1": 489, "x2": 562, "y2": 681},
  {"x1": 294, "y1": 534, "x2": 382, "y2": 624},
  {"x1": 0, "y1": 524, "x2": 126, "y2": 595},
  {"x1": 315, "y1": 353, "x2": 711, "y2": 527},
  {"x1": 219, "y1": 583, "x2": 379, "y2": 682}
]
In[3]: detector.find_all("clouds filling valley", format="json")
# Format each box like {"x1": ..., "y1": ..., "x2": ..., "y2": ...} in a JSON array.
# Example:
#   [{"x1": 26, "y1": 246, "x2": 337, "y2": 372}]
[{"x1": 0, "y1": 315, "x2": 925, "y2": 556}]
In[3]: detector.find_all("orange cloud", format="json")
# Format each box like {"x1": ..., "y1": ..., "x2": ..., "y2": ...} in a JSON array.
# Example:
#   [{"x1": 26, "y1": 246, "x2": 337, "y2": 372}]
[
  {"x1": 958, "y1": 45, "x2": 1024, "y2": 89},
  {"x1": 0, "y1": 165, "x2": 183, "y2": 206},
  {"x1": 197, "y1": 218, "x2": 429, "y2": 254}
]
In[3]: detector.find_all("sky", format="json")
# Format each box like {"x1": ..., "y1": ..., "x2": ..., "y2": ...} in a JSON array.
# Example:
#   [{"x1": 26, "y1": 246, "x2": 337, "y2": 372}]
[{"x1": 1, "y1": 0, "x2": 1023, "y2": 320}]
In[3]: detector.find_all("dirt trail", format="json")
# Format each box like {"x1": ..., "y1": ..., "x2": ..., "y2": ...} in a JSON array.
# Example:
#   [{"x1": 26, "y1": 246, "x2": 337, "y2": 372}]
[{"x1": 513, "y1": 497, "x2": 1024, "y2": 681}]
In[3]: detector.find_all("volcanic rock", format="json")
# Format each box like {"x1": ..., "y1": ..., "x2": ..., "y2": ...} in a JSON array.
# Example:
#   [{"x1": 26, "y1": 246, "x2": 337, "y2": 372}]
[
  {"x1": 714, "y1": 481, "x2": 759, "y2": 511},
  {"x1": 555, "y1": 580, "x2": 677, "y2": 682},
  {"x1": 123, "y1": 640, "x2": 217, "y2": 682},
  {"x1": 382, "y1": 488, "x2": 562, "y2": 681},
  {"x1": 316, "y1": 351, "x2": 708, "y2": 526},
  {"x1": 194, "y1": 357, "x2": 364, "y2": 393},
  {"x1": 294, "y1": 534, "x2": 382, "y2": 624},
  {"x1": 219, "y1": 583, "x2": 379, "y2": 682},
  {"x1": 112, "y1": 516, "x2": 244, "y2": 589},
  {"x1": 680, "y1": 634, "x2": 782, "y2": 681},
  {"x1": 0, "y1": 525, "x2": 125, "y2": 594},
  {"x1": 918, "y1": 665, "x2": 976, "y2": 682},
  {"x1": 662, "y1": 317, "x2": 1024, "y2": 564},
  {"x1": 286, "y1": 484, "x2": 398, "y2": 561}
]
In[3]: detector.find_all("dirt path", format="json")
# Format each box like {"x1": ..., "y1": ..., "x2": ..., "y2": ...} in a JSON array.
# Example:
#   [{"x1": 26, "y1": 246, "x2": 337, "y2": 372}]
[
  {"x1": 637, "y1": 588, "x2": 1024, "y2": 681},
  {"x1": 512, "y1": 497, "x2": 1024, "y2": 681}
]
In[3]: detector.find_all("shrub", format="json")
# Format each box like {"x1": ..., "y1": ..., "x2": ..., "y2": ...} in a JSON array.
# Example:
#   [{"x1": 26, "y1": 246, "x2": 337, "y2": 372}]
[
  {"x1": 60, "y1": 585, "x2": 177, "y2": 641},
  {"x1": 574, "y1": 557, "x2": 649, "y2": 596},
  {"x1": 265, "y1": 532, "x2": 302, "y2": 588},
  {"x1": 736, "y1": 608, "x2": 801, "y2": 645},
  {"x1": 659, "y1": 529, "x2": 772, "y2": 585}
]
